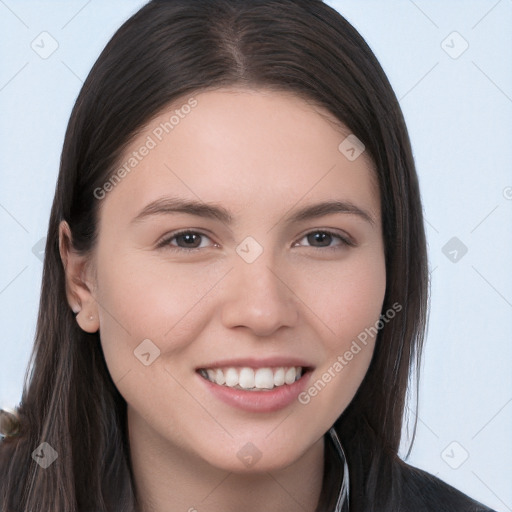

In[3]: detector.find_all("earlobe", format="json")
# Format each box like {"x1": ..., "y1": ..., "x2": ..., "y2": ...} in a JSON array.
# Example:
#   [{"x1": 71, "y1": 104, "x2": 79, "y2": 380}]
[
  {"x1": 75, "y1": 310, "x2": 100, "y2": 333},
  {"x1": 58, "y1": 220, "x2": 99, "y2": 333}
]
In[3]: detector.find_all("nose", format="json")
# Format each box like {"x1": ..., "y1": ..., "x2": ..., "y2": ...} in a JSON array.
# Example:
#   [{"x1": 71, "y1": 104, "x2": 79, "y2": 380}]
[{"x1": 220, "y1": 254, "x2": 299, "y2": 337}]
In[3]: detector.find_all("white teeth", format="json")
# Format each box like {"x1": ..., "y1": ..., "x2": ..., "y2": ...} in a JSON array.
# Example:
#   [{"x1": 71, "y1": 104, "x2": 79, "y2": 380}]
[
  {"x1": 215, "y1": 368, "x2": 225, "y2": 385},
  {"x1": 225, "y1": 367, "x2": 238, "y2": 387},
  {"x1": 273, "y1": 367, "x2": 285, "y2": 386},
  {"x1": 199, "y1": 366, "x2": 305, "y2": 390},
  {"x1": 285, "y1": 367, "x2": 296, "y2": 385},
  {"x1": 239, "y1": 368, "x2": 255, "y2": 389},
  {"x1": 254, "y1": 368, "x2": 274, "y2": 389}
]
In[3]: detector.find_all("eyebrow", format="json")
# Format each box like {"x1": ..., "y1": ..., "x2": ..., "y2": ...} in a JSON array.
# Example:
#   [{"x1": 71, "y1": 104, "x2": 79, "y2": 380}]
[{"x1": 131, "y1": 196, "x2": 375, "y2": 226}]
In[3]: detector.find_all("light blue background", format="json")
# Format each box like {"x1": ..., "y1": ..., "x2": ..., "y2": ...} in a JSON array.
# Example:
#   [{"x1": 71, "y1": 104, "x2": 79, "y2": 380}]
[{"x1": 1, "y1": 1, "x2": 511, "y2": 510}]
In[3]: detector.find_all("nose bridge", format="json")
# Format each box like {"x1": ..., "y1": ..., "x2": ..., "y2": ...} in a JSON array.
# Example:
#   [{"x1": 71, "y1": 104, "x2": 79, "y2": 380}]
[
  {"x1": 234, "y1": 234, "x2": 278, "y2": 288},
  {"x1": 220, "y1": 240, "x2": 298, "y2": 336}
]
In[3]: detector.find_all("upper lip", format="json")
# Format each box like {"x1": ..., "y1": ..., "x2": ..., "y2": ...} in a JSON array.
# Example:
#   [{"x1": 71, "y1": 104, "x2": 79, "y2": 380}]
[{"x1": 196, "y1": 356, "x2": 314, "y2": 370}]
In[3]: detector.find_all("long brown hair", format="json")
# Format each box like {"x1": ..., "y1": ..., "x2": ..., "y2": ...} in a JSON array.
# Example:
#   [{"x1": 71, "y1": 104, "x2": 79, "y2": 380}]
[{"x1": 0, "y1": 1, "x2": 428, "y2": 510}]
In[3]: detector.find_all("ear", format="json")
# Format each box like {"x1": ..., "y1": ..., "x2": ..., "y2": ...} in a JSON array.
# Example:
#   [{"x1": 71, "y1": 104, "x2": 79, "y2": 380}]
[{"x1": 58, "y1": 220, "x2": 100, "y2": 333}]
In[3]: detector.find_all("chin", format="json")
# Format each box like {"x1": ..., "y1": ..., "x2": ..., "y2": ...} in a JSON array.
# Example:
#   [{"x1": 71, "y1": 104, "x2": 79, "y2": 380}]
[
  {"x1": 194, "y1": 433, "x2": 316, "y2": 475},
  {"x1": 207, "y1": 451, "x2": 297, "y2": 475}
]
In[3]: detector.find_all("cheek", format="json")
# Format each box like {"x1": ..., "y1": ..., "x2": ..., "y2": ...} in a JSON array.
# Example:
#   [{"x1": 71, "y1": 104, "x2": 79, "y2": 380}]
[
  {"x1": 94, "y1": 250, "x2": 227, "y2": 380},
  {"x1": 293, "y1": 250, "x2": 386, "y2": 416},
  {"x1": 93, "y1": 252, "x2": 230, "y2": 441},
  {"x1": 295, "y1": 248, "x2": 387, "y2": 346}
]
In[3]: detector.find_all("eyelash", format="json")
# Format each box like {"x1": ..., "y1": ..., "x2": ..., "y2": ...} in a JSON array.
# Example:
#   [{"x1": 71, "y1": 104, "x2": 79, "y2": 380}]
[{"x1": 156, "y1": 229, "x2": 356, "y2": 253}]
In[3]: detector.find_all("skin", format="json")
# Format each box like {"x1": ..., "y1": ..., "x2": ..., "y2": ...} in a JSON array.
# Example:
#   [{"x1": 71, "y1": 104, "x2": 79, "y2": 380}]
[{"x1": 60, "y1": 87, "x2": 386, "y2": 512}]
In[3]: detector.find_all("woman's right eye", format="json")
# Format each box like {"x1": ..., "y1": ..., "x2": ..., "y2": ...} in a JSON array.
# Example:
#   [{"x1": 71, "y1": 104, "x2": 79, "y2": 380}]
[{"x1": 157, "y1": 230, "x2": 215, "y2": 251}]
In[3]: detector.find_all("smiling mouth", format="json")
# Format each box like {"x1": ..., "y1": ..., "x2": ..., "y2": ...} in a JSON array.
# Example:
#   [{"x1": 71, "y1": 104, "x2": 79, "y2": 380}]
[{"x1": 197, "y1": 366, "x2": 312, "y2": 391}]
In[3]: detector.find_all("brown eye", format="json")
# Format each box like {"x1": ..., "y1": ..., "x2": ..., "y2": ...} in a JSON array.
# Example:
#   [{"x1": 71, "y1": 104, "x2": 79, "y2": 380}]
[
  {"x1": 297, "y1": 230, "x2": 354, "y2": 249},
  {"x1": 307, "y1": 231, "x2": 334, "y2": 247},
  {"x1": 158, "y1": 230, "x2": 214, "y2": 251},
  {"x1": 174, "y1": 232, "x2": 203, "y2": 248}
]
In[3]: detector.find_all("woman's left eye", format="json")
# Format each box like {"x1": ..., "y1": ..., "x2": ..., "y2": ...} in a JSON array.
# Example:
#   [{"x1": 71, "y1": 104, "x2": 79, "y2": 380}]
[{"x1": 294, "y1": 230, "x2": 355, "y2": 250}]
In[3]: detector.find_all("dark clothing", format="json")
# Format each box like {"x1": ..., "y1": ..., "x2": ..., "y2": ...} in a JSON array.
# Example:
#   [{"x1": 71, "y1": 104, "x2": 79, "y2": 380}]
[{"x1": 325, "y1": 428, "x2": 497, "y2": 512}]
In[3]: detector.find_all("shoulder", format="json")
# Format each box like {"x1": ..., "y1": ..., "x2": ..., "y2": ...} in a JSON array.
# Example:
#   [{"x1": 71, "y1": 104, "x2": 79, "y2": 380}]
[{"x1": 393, "y1": 457, "x2": 497, "y2": 512}]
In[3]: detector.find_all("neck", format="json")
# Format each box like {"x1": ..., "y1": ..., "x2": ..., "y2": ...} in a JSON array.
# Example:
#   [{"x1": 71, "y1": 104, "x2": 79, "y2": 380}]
[{"x1": 127, "y1": 406, "x2": 325, "y2": 512}]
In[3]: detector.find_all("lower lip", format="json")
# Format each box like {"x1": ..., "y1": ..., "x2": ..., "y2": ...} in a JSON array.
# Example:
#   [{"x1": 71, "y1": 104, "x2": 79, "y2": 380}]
[{"x1": 197, "y1": 370, "x2": 312, "y2": 413}]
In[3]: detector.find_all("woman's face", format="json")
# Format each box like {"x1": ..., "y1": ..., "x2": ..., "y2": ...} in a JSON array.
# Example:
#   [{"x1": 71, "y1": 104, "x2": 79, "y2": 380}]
[{"x1": 75, "y1": 87, "x2": 386, "y2": 472}]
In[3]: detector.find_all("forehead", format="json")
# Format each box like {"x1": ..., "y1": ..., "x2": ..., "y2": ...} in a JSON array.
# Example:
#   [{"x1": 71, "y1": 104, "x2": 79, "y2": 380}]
[{"x1": 98, "y1": 87, "x2": 379, "y2": 225}]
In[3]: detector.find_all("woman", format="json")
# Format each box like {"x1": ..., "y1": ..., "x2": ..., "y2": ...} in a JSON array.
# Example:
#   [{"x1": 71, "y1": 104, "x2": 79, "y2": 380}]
[{"x1": 0, "y1": 1, "x2": 498, "y2": 511}]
